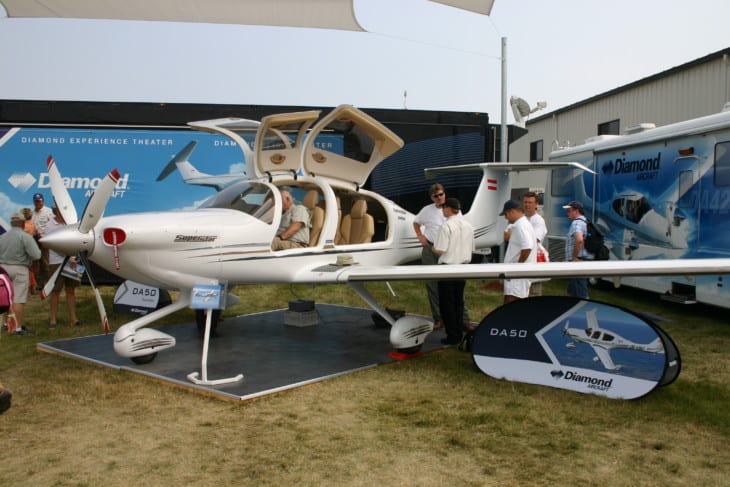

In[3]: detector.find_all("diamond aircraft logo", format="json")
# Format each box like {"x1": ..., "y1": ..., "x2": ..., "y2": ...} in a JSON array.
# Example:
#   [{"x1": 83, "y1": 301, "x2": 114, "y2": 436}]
[{"x1": 8, "y1": 172, "x2": 37, "y2": 193}]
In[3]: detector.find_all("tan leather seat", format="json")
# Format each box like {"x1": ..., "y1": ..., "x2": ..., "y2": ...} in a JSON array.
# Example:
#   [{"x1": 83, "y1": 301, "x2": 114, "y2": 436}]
[
  {"x1": 339, "y1": 199, "x2": 374, "y2": 244},
  {"x1": 302, "y1": 190, "x2": 324, "y2": 247}
]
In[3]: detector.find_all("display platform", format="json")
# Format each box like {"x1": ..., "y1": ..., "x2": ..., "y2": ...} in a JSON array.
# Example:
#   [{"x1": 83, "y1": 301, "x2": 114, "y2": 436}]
[{"x1": 38, "y1": 304, "x2": 445, "y2": 401}]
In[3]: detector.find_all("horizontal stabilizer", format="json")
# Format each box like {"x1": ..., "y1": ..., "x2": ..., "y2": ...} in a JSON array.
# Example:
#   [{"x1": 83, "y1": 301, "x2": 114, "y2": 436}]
[
  {"x1": 157, "y1": 141, "x2": 198, "y2": 181},
  {"x1": 425, "y1": 161, "x2": 595, "y2": 178}
]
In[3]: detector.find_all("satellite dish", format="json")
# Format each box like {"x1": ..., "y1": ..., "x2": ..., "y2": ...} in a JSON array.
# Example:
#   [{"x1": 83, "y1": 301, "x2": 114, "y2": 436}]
[{"x1": 510, "y1": 96, "x2": 547, "y2": 128}]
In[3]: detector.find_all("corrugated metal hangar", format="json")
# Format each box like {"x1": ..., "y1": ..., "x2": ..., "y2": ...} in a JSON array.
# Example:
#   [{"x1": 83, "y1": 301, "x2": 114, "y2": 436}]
[{"x1": 510, "y1": 47, "x2": 730, "y2": 165}]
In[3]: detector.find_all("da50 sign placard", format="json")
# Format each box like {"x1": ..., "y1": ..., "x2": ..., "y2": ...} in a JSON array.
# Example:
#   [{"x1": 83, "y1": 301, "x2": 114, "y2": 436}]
[
  {"x1": 113, "y1": 280, "x2": 172, "y2": 316},
  {"x1": 472, "y1": 297, "x2": 680, "y2": 400}
]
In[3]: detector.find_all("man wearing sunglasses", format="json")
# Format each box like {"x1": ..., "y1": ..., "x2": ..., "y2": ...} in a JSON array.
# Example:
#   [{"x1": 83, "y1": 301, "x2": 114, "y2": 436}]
[{"x1": 413, "y1": 184, "x2": 472, "y2": 332}]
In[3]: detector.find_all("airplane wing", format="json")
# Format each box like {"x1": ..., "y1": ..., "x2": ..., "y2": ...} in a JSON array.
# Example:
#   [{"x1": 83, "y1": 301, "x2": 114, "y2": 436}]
[
  {"x1": 592, "y1": 346, "x2": 618, "y2": 370},
  {"x1": 332, "y1": 258, "x2": 730, "y2": 283},
  {"x1": 585, "y1": 308, "x2": 599, "y2": 330}
]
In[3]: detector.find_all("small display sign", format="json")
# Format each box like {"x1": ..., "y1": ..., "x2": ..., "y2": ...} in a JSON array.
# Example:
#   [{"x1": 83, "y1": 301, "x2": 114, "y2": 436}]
[{"x1": 190, "y1": 284, "x2": 225, "y2": 310}]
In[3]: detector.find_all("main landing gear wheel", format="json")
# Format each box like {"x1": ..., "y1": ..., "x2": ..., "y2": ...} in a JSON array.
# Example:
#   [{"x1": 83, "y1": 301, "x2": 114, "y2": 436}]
[{"x1": 131, "y1": 352, "x2": 157, "y2": 365}]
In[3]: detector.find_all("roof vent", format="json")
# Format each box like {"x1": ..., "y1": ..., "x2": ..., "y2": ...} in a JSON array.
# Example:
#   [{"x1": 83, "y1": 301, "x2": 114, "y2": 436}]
[{"x1": 623, "y1": 123, "x2": 656, "y2": 135}]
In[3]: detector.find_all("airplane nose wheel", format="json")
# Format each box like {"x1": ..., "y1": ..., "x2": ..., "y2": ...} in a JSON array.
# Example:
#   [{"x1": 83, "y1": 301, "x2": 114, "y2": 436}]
[{"x1": 131, "y1": 353, "x2": 158, "y2": 365}]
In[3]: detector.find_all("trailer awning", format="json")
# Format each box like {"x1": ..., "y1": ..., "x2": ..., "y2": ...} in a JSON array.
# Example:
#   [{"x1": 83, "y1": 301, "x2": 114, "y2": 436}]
[{"x1": 0, "y1": 0, "x2": 493, "y2": 31}]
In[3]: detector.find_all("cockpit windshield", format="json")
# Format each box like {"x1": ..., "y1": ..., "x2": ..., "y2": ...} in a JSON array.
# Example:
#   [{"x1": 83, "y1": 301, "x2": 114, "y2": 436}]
[{"x1": 199, "y1": 181, "x2": 275, "y2": 224}]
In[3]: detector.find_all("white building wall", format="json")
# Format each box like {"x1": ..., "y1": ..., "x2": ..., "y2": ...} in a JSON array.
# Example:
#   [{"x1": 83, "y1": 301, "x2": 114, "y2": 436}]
[{"x1": 511, "y1": 50, "x2": 730, "y2": 163}]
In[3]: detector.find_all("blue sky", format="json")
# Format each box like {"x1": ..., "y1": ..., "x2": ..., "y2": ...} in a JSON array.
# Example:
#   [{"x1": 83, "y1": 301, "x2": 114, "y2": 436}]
[{"x1": 1, "y1": 0, "x2": 728, "y2": 123}]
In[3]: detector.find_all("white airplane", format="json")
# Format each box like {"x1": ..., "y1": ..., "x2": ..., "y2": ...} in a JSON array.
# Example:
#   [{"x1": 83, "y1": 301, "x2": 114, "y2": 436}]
[
  {"x1": 562, "y1": 308, "x2": 664, "y2": 370},
  {"x1": 39, "y1": 105, "x2": 730, "y2": 366}
]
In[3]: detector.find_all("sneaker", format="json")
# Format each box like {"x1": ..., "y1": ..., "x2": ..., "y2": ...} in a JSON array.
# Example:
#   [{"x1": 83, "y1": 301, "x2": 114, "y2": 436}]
[
  {"x1": 14, "y1": 328, "x2": 33, "y2": 336},
  {"x1": 48, "y1": 323, "x2": 57, "y2": 330},
  {"x1": 74, "y1": 320, "x2": 84, "y2": 327}
]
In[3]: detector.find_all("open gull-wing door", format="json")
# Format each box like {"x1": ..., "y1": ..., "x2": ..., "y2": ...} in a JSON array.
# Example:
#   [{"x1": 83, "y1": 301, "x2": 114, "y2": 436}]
[
  {"x1": 188, "y1": 118, "x2": 261, "y2": 178},
  {"x1": 303, "y1": 105, "x2": 404, "y2": 187},
  {"x1": 253, "y1": 110, "x2": 321, "y2": 179}
]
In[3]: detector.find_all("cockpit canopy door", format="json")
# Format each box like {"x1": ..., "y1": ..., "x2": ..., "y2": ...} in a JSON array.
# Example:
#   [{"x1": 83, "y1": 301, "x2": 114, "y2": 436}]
[
  {"x1": 254, "y1": 110, "x2": 321, "y2": 178},
  {"x1": 303, "y1": 105, "x2": 404, "y2": 187},
  {"x1": 188, "y1": 117, "x2": 261, "y2": 177}
]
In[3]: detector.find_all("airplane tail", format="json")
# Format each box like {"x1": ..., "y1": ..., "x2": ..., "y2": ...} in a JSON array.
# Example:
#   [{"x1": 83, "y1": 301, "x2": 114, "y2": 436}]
[
  {"x1": 571, "y1": 164, "x2": 595, "y2": 217},
  {"x1": 647, "y1": 337, "x2": 664, "y2": 353},
  {"x1": 425, "y1": 162, "x2": 593, "y2": 250},
  {"x1": 156, "y1": 140, "x2": 200, "y2": 182}
]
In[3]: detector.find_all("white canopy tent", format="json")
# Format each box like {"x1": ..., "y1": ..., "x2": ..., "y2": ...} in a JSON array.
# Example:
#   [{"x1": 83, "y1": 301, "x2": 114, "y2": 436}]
[{"x1": 0, "y1": 0, "x2": 493, "y2": 30}]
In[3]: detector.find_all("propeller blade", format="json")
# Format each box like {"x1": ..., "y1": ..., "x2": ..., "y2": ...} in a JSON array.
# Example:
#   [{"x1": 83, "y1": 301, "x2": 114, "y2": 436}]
[
  {"x1": 79, "y1": 251, "x2": 110, "y2": 334},
  {"x1": 46, "y1": 155, "x2": 78, "y2": 224},
  {"x1": 78, "y1": 168, "x2": 120, "y2": 234},
  {"x1": 94, "y1": 288, "x2": 110, "y2": 334},
  {"x1": 40, "y1": 256, "x2": 68, "y2": 300}
]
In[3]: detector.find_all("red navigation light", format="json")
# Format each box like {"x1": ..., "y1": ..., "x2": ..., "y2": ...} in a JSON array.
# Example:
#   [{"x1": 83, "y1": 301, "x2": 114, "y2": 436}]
[{"x1": 103, "y1": 228, "x2": 126, "y2": 246}]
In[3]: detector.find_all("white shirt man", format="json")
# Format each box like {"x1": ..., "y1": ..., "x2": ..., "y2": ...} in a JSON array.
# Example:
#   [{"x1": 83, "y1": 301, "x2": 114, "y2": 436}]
[
  {"x1": 413, "y1": 184, "x2": 447, "y2": 328},
  {"x1": 432, "y1": 197, "x2": 474, "y2": 345},
  {"x1": 500, "y1": 200, "x2": 537, "y2": 303},
  {"x1": 522, "y1": 191, "x2": 548, "y2": 296}
]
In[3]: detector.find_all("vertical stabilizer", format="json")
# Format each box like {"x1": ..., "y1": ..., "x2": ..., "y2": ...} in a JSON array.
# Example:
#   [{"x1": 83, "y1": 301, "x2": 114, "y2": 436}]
[{"x1": 425, "y1": 162, "x2": 593, "y2": 250}]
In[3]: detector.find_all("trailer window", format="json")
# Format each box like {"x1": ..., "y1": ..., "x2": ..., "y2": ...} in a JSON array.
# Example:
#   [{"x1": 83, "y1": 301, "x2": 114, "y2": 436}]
[
  {"x1": 678, "y1": 170, "x2": 696, "y2": 208},
  {"x1": 715, "y1": 142, "x2": 730, "y2": 187}
]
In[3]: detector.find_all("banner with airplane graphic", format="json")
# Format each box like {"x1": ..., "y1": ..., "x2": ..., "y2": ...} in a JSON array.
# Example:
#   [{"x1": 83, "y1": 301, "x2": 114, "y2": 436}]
[
  {"x1": 0, "y1": 126, "x2": 343, "y2": 225},
  {"x1": 472, "y1": 296, "x2": 680, "y2": 399}
]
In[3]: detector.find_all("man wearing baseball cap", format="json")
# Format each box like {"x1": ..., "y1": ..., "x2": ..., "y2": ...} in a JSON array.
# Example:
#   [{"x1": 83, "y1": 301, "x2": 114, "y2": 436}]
[
  {"x1": 500, "y1": 200, "x2": 537, "y2": 304},
  {"x1": 0, "y1": 211, "x2": 42, "y2": 334},
  {"x1": 431, "y1": 197, "x2": 474, "y2": 345},
  {"x1": 31, "y1": 193, "x2": 53, "y2": 287},
  {"x1": 562, "y1": 200, "x2": 593, "y2": 298}
]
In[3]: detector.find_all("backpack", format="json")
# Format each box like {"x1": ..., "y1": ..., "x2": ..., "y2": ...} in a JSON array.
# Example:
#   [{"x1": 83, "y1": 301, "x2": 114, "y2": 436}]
[
  {"x1": 0, "y1": 266, "x2": 15, "y2": 314},
  {"x1": 584, "y1": 219, "x2": 610, "y2": 260}
]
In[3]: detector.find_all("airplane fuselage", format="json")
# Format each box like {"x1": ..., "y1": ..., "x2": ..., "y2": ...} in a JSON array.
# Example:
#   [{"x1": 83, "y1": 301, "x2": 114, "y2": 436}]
[
  {"x1": 564, "y1": 326, "x2": 664, "y2": 354},
  {"x1": 43, "y1": 178, "x2": 425, "y2": 290}
]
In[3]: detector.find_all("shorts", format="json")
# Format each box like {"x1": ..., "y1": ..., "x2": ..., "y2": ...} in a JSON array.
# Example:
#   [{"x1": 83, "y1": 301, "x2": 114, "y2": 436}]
[
  {"x1": 2, "y1": 264, "x2": 29, "y2": 304},
  {"x1": 48, "y1": 263, "x2": 79, "y2": 292},
  {"x1": 503, "y1": 278, "x2": 531, "y2": 299}
]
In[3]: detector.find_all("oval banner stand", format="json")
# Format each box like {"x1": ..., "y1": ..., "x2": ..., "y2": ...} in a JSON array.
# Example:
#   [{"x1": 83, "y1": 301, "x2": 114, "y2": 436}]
[{"x1": 472, "y1": 297, "x2": 679, "y2": 400}]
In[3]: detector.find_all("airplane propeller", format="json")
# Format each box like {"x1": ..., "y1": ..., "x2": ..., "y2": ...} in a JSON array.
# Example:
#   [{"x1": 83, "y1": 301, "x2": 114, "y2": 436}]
[
  {"x1": 42, "y1": 155, "x2": 118, "y2": 334},
  {"x1": 46, "y1": 156, "x2": 78, "y2": 224},
  {"x1": 40, "y1": 255, "x2": 69, "y2": 300}
]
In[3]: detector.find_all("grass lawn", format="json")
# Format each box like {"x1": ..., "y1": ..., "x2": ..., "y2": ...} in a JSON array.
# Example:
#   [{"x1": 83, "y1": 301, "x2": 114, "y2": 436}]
[{"x1": 1, "y1": 279, "x2": 729, "y2": 486}]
